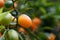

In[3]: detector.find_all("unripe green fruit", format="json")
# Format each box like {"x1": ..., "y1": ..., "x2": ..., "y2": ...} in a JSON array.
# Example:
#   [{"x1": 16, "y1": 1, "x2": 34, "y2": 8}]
[
  {"x1": 5, "y1": 29, "x2": 19, "y2": 40},
  {"x1": 0, "y1": 12, "x2": 12, "y2": 26}
]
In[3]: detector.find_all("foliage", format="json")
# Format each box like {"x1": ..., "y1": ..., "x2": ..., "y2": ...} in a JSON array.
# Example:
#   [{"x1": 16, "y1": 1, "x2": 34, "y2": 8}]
[{"x1": 0, "y1": 0, "x2": 60, "y2": 40}]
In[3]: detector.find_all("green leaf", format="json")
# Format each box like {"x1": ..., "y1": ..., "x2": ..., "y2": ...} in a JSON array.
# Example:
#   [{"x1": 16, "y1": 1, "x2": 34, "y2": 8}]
[
  {"x1": 43, "y1": 27, "x2": 54, "y2": 33},
  {"x1": 0, "y1": 25, "x2": 5, "y2": 32},
  {"x1": 38, "y1": 32, "x2": 47, "y2": 40},
  {"x1": 39, "y1": 7, "x2": 47, "y2": 15}
]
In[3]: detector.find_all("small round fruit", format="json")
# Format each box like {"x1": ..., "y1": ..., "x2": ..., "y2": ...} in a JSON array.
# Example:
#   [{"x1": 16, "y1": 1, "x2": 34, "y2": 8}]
[
  {"x1": 0, "y1": 13, "x2": 12, "y2": 26},
  {"x1": 33, "y1": 17, "x2": 41, "y2": 26},
  {"x1": 18, "y1": 14, "x2": 32, "y2": 28},
  {"x1": 18, "y1": 27, "x2": 25, "y2": 33},
  {"x1": 31, "y1": 23, "x2": 37, "y2": 31},
  {"x1": 18, "y1": 27, "x2": 27, "y2": 34},
  {"x1": 5, "y1": 29, "x2": 19, "y2": 40},
  {"x1": 0, "y1": 0, "x2": 4, "y2": 8},
  {"x1": 5, "y1": 1, "x2": 13, "y2": 8},
  {"x1": 47, "y1": 33, "x2": 55, "y2": 40}
]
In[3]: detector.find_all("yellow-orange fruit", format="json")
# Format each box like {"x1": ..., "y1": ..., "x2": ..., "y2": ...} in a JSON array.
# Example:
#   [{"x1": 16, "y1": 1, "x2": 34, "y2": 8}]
[
  {"x1": 47, "y1": 33, "x2": 55, "y2": 40},
  {"x1": 18, "y1": 27, "x2": 25, "y2": 32},
  {"x1": 33, "y1": 17, "x2": 41, "y2": 26},
  {"x1": 18, "y1": 27, "x2": 27, "y2": 34},
  {"x1": 31, "y1": 23, "x2": 37, "y2": 31},
  {"x1": 18, "y1": 14, "x2": 32, "y2": 28},
  {"x1": 0, "y1": 0, "x2": 4, "y2": 8}
]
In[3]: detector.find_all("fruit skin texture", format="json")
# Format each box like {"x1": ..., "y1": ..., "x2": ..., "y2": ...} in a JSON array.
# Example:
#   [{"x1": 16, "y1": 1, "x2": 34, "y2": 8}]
[
  {"x1": 31, "y1": 17, "x2": 41, "y2": 31},
  {"x1": 5, "y1": 29, "x2": 19, "y2": 40},
  {"x1": 18, "y1": 27, "x2": 27, "y2": 34},
  {"x1": 33, "y1": 17, "x2": 41, "y2": 26},
  {"x1": 31, "y1": 23, "x2": 37, "y2": 31},
  {"x1": 18, "y1": 27, "x2": 25, "y2": 33},
  {"x1": 0, "y1": 0, "x2": 4, "y2": 8},
  {"x1": 18, "y1": 14, "x2": 32, "y2": 28},
  {"x1": 0, "y1": 13, "x2": 12, "y2": 26}
]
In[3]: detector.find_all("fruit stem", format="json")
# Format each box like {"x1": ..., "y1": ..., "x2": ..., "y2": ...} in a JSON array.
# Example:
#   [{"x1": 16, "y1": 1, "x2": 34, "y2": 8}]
[
  {"x1": 18, "y1": 33, "x2": 26, "y2": 40},
  {"x1": 12, "y1": 0, "x2": 18, "y2": 28}
]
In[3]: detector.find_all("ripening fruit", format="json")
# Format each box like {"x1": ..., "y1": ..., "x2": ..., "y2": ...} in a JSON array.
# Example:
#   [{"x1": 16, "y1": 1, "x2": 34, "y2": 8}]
[
  {"x1": 18, "y1": 27, "x2": 27, "y2": 34},
  {"x1": 47, "y1": 33, "x2": 55, "y2": 40},
  {"x1": 30, "y1": 17, "x2": 41, "y2": 31},
  {"x1": 0, "y1": 0, "x2": 4, "y2": 8},
  {"x1": 18, "y1": 14, "x2": 32, "y2": 28},
  {"x1": 31, "y1": 23, "x2": 37, "y2": 31},
  {"x1": 32, "y1": 17, "x2": 41, "y2": 26},
  {"x1": 18, "y1": 27, "x2": 25, "y2": 33}
]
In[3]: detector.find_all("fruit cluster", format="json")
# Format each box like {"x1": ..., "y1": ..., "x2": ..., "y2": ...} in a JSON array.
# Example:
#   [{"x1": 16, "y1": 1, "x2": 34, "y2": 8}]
[
  {"x1": 0, "y1": 0, "x2": 42, "y2": 40},
  {"x1": 0, "y1": 0, "x2": 60, "y2": 40}
]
